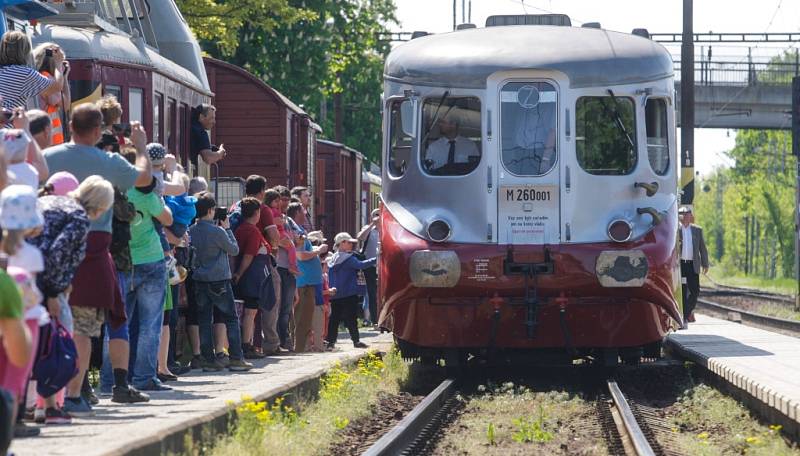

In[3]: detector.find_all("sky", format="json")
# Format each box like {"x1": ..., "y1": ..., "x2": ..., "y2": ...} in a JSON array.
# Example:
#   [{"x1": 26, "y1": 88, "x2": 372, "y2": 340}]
[{"x1": 392, "y1": 0, "x2": 800, "y2": 175}]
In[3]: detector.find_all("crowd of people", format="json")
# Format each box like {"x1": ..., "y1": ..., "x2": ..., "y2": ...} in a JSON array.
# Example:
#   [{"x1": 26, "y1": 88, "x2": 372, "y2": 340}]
[{"x1": 0, "y1": 30, "x2": 381, "y2": 451}]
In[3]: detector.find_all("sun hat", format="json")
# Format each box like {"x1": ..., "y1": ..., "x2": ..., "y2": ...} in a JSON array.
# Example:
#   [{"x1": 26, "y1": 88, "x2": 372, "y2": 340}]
[
  {"x1": 0, "y1": 184, "x2": 44, "y2": 230},
  {"x1": 146, "y1": 142, "x2": 167, "y2": 166},
  {"x1": 1, "y1": 129, "x2": 31, "y2": 163},
  {"x1": 333, "y1": 232, "x2": 358, "y2": 250},
  {"x1": 306, "y1": 230, "x2": 327, "y2": 243},
  {"x1": 46, "y1": 171, "x2": 80, "y2": 196}
]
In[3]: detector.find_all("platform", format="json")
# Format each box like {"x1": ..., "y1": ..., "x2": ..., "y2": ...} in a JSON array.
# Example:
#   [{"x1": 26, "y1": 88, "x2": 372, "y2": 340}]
[
  {"x1": 666, "y1": 314, "x2": 800, "y2": 436},
  {"x1": 11, "y1": 331, "x2": 393, "y2": 456}
]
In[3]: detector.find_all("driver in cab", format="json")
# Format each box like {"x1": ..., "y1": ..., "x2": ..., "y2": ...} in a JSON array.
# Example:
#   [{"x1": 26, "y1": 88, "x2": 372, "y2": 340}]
[{"x1": 424, "y1": 114, "x2": 479, "y2": 172}]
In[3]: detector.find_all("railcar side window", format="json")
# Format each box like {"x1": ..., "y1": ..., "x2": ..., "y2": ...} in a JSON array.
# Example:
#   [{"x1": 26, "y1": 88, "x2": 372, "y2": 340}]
[
  {"x1": 421, "y1": 96, "x2": 482, "y2": 176},
  {"x1": 576, "y1": 96, "x2": 637, "y2": 175},
  {"x1": 500, "y1": 82, "x2": 558, "y2": 176},
  {"x1": 387, "y1": 100, "x2": 414, "y2": 178},
  {"x1": 645, "y1": 98, "x2": 669, "y2": 175}
]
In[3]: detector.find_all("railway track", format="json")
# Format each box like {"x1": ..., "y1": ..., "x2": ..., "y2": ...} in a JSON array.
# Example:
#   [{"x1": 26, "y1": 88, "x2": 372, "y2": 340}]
[
  {"x1": 361, "y1": 377, "x2": 664, "y2": 456},
  {"x1": 702, "y1": 282, "x2": 795, "y2": 304},
  {"x1": 695, "y1": 298, "x2": 800, "y2": 337}
]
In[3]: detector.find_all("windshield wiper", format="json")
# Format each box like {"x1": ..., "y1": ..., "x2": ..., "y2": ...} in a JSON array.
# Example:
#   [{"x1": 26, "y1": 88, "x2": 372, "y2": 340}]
[
  {"x1": 420, "y1": 90, "x2": 450, "y2": 147},
  {"x1": 602, "y1": 89, "x2": 635, "y2": 150}
]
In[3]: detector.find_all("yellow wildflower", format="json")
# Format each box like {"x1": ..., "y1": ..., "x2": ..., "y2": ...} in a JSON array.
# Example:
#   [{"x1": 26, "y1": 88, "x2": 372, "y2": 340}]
[{"x1": 697, "y1": 432, "x2": 709, "y2": 439}]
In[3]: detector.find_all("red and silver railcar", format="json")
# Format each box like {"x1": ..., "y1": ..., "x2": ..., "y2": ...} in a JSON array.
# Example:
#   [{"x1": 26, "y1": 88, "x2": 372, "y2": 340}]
[{"x1": 379, "y1": 15, "x2": 682, "y2": 365}]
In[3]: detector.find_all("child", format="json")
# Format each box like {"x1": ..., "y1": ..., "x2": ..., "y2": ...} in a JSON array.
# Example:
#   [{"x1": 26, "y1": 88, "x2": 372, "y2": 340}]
[
  {"x1": 3, "y1": 129, "x2": 38, "y2": 189},
  {"x1": 164, "y1": 173, "x2": 196, "y2": 240},
  {"x1": 188, "y1": 192, "x2": 253, "y2": 372},
  {"x1": 319, "y1": 254, "x2": 336, "y2": 345},
  {"x1": 264, "y1": 189, "x2": 299, "y2": 275}
]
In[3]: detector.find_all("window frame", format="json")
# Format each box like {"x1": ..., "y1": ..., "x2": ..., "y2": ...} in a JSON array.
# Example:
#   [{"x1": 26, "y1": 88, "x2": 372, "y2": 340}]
[
  {"x1": 128, "y1": 87, "x2": 145, "y2": 124},
  {"x1": 419, "y1": 94, "x2": 483, "y2": 178},
  {"x1": 385, "y1": 96, "x2": 415, "y2": 179},
  {"x1": 644, "y1": 97, "x2": 670, "y2": 176},
  {"x1": 498, "y1": 80, "x2": 559, "y2": 177},
  {"x1": 575, "y1": 94, "x2": 639, "y2": 176}
]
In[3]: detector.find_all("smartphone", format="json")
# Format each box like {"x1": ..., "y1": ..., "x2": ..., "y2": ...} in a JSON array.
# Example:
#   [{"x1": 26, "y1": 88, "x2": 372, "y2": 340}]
[
  {"x1": 214, "y1": 207, "x2": 228, "y2": 222},
  {"x1": 112, "y1": 123, "x2": 132, "y2": 138},
  {"x1": 45, "y1": 48, "x2": 53, "y2": 57}
]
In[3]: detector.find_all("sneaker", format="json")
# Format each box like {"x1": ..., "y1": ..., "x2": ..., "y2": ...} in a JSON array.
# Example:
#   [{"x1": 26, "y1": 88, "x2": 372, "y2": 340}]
[
  {"x1": 215, "y1": 353, "x2": 230, "y2": 367},
  {"x1": 190, "y1": 355, "x2": 204, "y2": 370},
  {"x1": 64, "y1": 397, "x2": 94, "y2": 417},
  {"x1": 353, "y1": 341, "x2": 368, "y2": 349},
  {"x1": 157, "y1": 372, "x2": 178, "y2": 383},
  {"x1": 14, "y1": 422, "x2": 40, "y2": 437},
  {"x1": 324, "y1": 342, "x2": 336, "y2": 352},
  {"x1": 201, "y1": 358, "x2": 225, "y2": 372},
  {"x1": 243, "y1": 345, "x2": 266, "y2": 360},
  {"x1": 169, "y1": 362, "x2": 192, "y2": 375},
  {"x1": 112, "y1": 385, "x2": 150, "y2": 403},
  {"x1": 81, "y1": 388, "x2": 99, "y2": 406},
  {"x1": 33, "y1": 408, "x2": 45, "y2": 424},
  {"x1": 137, "y1": 379, "x2": 172, "y2": 391},
  {"x1": 228, "y1": 359, "x2": 254, "y2": 372},
  {"x1": 44, "y1": 407, "x2": 72, "y2": 425}
]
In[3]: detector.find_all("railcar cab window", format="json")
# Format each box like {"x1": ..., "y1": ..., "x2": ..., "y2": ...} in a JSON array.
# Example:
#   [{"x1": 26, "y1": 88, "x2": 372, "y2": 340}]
[
  {"x1": 421, "y1": 96, "x2": 481, "y2": 176},
  {"x1": 500, "y1": 82, "x2": 557, "y2": 176},
  {"x1": 645, "y1": 98, "x2": 669, "y2": 175},
  {"x1": 387, "y1": 99, "x2": 414, "y2": 177},
  {"x1": 575, "y1": 95, "x2": 637, "y2": 175}
]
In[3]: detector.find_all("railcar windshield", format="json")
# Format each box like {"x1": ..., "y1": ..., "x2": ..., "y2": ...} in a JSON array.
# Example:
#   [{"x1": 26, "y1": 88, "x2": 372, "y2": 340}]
[
  {"x1": 421, "y1": 96, "x2": 482, "y2": 176},
  {"x1": 575, "y1": 96, "x2": 637, "y2": 175},
  {"x1": 500, "y1": 82, "x2": 558, "y2": 176},
  {"x1": 645, "y1": 98, "x2": 670, "y2": 175}
]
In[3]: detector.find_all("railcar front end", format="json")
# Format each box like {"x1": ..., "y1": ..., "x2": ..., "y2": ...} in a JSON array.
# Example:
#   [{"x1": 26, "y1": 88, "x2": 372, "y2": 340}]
[{"x1": 378, "y1": 20, "x2": 682, "y2": 364}]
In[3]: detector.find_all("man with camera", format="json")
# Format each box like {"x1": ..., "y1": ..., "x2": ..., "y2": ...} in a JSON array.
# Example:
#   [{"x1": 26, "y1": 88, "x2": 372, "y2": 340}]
[{"x1": 187, "y1": 192, "x2": 252, "y2": 372}]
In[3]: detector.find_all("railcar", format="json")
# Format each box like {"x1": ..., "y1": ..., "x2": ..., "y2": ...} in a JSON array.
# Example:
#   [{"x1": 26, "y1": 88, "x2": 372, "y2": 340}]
[
  {"x1": 33, "y1": 0, "x2": 211, "y2": 177},
  {"x1": 379, "y1": 15, "x2": 682, "y2": 365},
  {"x1": 315, "y1": 139, "x2": 364, "y2": 238}
]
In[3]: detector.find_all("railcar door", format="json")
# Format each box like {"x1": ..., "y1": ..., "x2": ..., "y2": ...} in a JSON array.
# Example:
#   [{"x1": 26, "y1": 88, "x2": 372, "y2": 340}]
[{"x1": 495, "y1": 81, "x2": 561, "y2": 245}]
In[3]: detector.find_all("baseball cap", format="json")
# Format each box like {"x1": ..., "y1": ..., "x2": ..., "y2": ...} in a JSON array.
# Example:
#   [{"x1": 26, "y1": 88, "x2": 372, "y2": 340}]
[
  {"x1": 333, "y1": 232, "x2": 358, "y2": 250},
  {"x1": 46, "y1": 171, "x2": 80, "y2": 196},
  {"x1": 678, "y1": 206, "x2": 692, "y2": 214}
]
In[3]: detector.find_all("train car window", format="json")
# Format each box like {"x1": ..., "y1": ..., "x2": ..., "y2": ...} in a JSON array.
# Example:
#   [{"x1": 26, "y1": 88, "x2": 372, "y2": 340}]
[
  {"x1": 105, "y1": 85, "x2": 122, "y2": 102},
  {"x1": 575, "y1": 96, "x2": 637, "y2": 175},
  {"x1": 387, "y1": 99, "x2": 414, "y2": 178},
  {"x1": 153, "y1": 92, "x2": 163, "y2": 143},
  {"x1": 129, "y1": 88, "x2": 144, "y2": 123},
  {"x1": 421, "y1": 96, "x2": 482, "y2": 176},
  {"x1": 645, "y1": 98, "x2": 669, "y2": 176},
  {"x1": 500, "y1": 82, "x2": 557, "y2": 176}
]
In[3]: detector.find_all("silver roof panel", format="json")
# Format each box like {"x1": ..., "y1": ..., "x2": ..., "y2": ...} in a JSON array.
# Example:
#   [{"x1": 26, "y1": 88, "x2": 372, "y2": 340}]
[{"x1": 385, "y1": 25, "x2": 674, "y2": 89}]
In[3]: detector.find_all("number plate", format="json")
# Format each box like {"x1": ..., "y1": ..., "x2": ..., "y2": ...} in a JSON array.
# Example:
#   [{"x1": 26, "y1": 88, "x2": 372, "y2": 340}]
[{"x1": 499, "y1": 185, "x2": 559, "y2": 244}]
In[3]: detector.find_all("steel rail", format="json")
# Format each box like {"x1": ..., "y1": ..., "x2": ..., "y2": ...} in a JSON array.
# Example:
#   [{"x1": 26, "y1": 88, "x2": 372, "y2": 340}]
[
  {"x1": 607, "y1": 380, "x2": 655, "y2": 456},
  {"x1": 361, "y1": 378, "x2": 457, "y2": 456},
  {"x1": 697, "y1": 298, "x2": 800, "y2": 337}
]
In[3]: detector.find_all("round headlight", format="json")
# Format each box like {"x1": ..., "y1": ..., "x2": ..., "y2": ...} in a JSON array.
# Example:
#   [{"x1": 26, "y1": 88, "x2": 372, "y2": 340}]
[
  {"x1": 607, "y1": 219, "x2": 632, "y2": 243},
  {"x1": 427, "y1": 219, "x2": 452, "y2": 243}
]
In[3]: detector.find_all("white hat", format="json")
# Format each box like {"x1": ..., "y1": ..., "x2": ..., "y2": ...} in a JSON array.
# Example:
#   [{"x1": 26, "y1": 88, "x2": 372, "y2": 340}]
[
  {"x1": 0, "y1": 184, "x2": 44, "y2": 230},
  {"x1": 1, "y1": 129, "x2": 31, "y2": 163},
  {"x1": 333, "y1": 232, "x2": 358, "y2": 249}
]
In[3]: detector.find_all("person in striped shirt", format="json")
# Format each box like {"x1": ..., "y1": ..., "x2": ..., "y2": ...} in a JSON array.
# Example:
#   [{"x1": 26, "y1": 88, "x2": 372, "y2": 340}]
[{"x1": 0, "y1": 31, "x2": 64, "y2": 112}]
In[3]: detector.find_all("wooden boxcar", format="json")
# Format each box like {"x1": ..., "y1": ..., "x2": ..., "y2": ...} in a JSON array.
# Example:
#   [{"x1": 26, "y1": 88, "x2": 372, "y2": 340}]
[
  {"x1": 315, "y1": 139, "x2": 364, "y2": 238},
  {"x1": 204, "y1": 57, "x2": 321, "y2": 192}
]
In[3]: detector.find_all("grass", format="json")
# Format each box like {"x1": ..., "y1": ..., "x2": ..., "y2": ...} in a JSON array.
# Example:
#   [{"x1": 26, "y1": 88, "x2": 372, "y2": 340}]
[
  {"x1": 433, "y1": 382, "x2": 607, "y2": 455},
  {"x1": 702, "y1": 267, "x2": 798, "y2": 296},
  {"x1": 671, "y1": 383, "x2": 800, "y2": 456},
  {"x1": 190, "y1": 350, "x2": 408, "y2": 456}
]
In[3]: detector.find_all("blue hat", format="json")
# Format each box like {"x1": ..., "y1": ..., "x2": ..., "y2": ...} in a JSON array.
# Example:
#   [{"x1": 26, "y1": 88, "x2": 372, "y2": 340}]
[{"x1": 146, "y1": 143, "x2": 167, "y2": 165}]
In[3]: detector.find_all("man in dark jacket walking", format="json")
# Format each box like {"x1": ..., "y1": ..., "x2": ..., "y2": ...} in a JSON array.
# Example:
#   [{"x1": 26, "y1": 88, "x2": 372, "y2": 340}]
[{"x1": 678, "y1": 206, "x2": 709, "y2": 328}]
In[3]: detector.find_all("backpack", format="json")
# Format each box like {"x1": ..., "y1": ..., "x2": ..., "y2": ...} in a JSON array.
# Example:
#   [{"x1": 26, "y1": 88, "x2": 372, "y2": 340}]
[
  {"x1": 110, "y1": 187, "x2": 135, "y2": 272},
  {"x1": 33, "y1": 321, "x2": 78, "y2": 398},
  {"x1": 228, "y1": 201, "x2": 243, "y2": 233}
]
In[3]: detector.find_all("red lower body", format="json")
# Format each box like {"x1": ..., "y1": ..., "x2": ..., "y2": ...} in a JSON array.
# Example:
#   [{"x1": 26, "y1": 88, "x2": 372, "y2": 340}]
[{"x1": 378, "y1": 209, "x2": 682, "y2": 354}]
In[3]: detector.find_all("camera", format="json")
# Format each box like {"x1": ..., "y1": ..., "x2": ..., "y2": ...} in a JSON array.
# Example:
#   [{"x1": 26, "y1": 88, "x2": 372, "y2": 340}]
[
  {"x1": 112, "y1": 123, "x2": 131, "y2": 138},
  {"x1": 45, "y1": 48, "x2": 53, "y2": 57},
  {"x1": 213, "y1": 207, "x2": 228, "y2": 222},
  {"x1": 1, "y1": 109, "x2": 12, "y2": 122}
]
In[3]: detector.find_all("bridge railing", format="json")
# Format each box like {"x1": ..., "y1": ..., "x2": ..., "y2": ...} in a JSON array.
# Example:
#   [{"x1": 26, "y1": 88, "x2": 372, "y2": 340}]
[{"x1": 673, "y1": 59, "x2": 800, "y2": 87}]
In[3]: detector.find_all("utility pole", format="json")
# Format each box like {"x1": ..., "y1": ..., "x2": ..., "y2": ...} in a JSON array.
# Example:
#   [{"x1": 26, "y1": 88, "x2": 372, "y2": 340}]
[
  {"x1": 681, "y1": 0, "x2": 695, "y2": 205},
  {"x1": 792, "y1": 76, "x2": 800, "y2": 309},
  {"x1": 453, "y1": 0, "x2": 456, "y2": 30}
]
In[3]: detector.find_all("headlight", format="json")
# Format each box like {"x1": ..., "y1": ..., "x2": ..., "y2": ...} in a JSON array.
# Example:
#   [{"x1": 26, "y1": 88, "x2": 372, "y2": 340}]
[
  {"x1": 607, "y1": 219, "x2": 633, "y2": 243},
  {"x1": 427, "y1": 219, "x2": 452, "y2": 243}
]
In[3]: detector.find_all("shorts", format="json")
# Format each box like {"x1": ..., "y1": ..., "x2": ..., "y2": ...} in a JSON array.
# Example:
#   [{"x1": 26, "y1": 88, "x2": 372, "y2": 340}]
[
  {"x1": 243, "y1": 298, "x2": 259, "y2": 310},
  {"x1": 71, "y1": 306, "x2": 105, "y2": 338}
]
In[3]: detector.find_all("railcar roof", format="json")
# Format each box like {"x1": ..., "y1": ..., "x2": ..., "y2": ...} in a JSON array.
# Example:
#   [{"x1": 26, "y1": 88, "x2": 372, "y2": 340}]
[
  {"x1": 385, "y1": 25, "x2": 674, "y2": 89},
  {"x1": 34, "y1": 24, "x2": 211, "y2": 96}
]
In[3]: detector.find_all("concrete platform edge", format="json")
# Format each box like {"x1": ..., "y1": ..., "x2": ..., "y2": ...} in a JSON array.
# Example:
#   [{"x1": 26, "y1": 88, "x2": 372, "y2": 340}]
[
  {"x1": 665, "y1": 337, "x2": 800, "y2": 439},
  {"x1": 112, "y1": 351, "x2": 376, "y2": 456}
]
